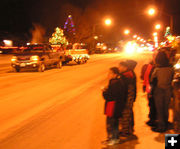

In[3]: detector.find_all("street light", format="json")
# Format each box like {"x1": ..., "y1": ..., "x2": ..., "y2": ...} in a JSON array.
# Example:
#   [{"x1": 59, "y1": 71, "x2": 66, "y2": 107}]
[
  {"x1": 93, "y1": 18, "x2": 112, "y2": 34},
  {"x1": 147, "y1": 7, "x2": 173, "y2": 33},
  {"x1": 94, "y1": 36, "x2": 98, "y2": 40},
  {"x1": 148, "y1": 8, "x2": 156, "y2": 16},
  {"x1": 155, "y1": 24, "x2": 161, "y2": 30},
  {"x1": 124, "y1": 29, "x2": 130, "y2": 35},
  {"x1": 153, "y1": 32, "x2": 158, "y2": 36},
  {"x1": 104, "y1": 18, "x2": 112, "y2": 26}
]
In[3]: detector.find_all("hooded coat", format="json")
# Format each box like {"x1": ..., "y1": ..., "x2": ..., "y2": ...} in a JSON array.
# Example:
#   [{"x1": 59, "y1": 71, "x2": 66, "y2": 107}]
[{"x1": 103, "y1": 77, "x2": 127, "y2": 118}]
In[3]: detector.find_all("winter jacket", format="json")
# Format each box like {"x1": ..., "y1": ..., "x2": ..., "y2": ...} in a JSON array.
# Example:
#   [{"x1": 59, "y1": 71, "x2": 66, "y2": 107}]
[
  {"x1": 121, "y1": 70, "x2": 137, "y2": 102},
  {"x1": 141, "y1": 64, "x2": 148, "y2": 80},
  {"x1": 143, "y1": 63, "x2": 155, "y2": 93},
  {"x1": 150, "y1": 67, "x2": 174, "y2": 89},
  {"x1": 103, "y1": 77, "x2": 127, "y2": 118}
]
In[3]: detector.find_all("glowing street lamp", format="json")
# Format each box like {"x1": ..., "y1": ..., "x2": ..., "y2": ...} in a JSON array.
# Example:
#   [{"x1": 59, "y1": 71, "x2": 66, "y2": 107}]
[
  {"x1": 153, "y1": 32, "x2": 158, "y2": 36},
  {"x1": 147, "y1": 7, "x2": 173, "y2": 32},
  {"x1": 94, "y1": 36, "x2": 98, "y2": 40},
  {"x1": 148, "y1": 8, "x2": 156, "y2": 16},
  {"x1": 155, "y1": 24, "x2": 161, "y2": 30},
  {"x1": 104, "y1": 19, "x2": 112, "y2": 26},
  {"x1": 124, "y1": 29, "x2": 130, "y2": 35}
]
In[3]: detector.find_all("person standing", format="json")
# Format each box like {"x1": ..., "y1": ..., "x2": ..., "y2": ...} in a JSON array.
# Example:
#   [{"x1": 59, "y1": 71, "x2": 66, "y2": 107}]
[
  {"x1": 142, "y1": 60, "x2": 157, "y2": 127},
  {"x1": 118, "y1": 60, "x2": 137, "y2": 140},
  {"x1": 102, "y1": 67, "x2": 126, "y2": 145},
  {"x1": 151, "y1": 52, "x2": 174, "y2": 132}
]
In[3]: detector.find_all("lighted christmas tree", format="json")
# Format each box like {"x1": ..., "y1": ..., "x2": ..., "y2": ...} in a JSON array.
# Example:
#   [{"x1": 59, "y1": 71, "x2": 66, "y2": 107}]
[
  {"x1": 64, "y1": 15, "x2": 76, "y2": 35},
  {"x1": 165, "y1": 26, "x2": 171, "y2": 37},
  {"x1": 49, "y1": 27, "x2": 68, "y2": 45}
]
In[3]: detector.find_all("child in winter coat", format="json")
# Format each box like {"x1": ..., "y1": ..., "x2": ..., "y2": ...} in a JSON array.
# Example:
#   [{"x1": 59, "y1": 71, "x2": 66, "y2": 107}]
[
  {"x1": 118, "y1": 60, "x2": 137, "y2": 139},
  {"x1": 102, "y1": 67, "x2": 127, "y2": 146}
]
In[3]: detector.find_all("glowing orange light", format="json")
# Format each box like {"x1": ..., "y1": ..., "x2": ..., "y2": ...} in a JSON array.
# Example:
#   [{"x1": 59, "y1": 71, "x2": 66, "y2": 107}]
[
  {"x1": 124, "y1": 29, "x2": 130, "y2": 35},
  {"x1": 155, "y1": 24, "x2": 161, "y2": 30},
  {"x1": 94, "y1": 36, "x2": 98, "y2": 40},
  {"x1": 105, "y1": 19, "x2": 112, "y2": 26},
  {"x1": 153, "y1": 32, "x2": 158, "y2": 36},
  {"x1": 148, "y1": 8, "x2": 155, "y2": 16},
  {"x1": 133, "y1": 35, "x2": 137, "y2": 38}
]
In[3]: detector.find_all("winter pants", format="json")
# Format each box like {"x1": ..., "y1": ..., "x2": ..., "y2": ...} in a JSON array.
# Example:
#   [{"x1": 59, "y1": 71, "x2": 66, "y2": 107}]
[
  {"x1": 147, "y1": 94, "x2": 157, "y2": 122},
  {"x1": 121, "y1": 106, "x2": 134, "y2": 135},
  {"x1": 106, "y1": 117, "x2": 119, "y2": 139},
  {"x1": 154, "y1": 87, "x2": 172, "y2": 129}
]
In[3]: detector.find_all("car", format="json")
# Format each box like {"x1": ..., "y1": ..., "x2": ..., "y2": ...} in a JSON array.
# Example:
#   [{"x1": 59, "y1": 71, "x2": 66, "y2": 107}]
[{"x1": 11, "y1": 44, "x2": 65, "y2": 72}]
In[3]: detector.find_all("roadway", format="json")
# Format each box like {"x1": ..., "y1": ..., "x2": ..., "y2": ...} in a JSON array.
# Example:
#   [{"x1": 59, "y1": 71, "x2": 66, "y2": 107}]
[{"x1": 0, "y1": 52, "x2": 172, "y2": 149}]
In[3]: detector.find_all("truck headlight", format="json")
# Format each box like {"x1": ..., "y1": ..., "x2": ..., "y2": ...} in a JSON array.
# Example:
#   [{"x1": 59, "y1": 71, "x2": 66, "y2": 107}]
[
  {"x1": 30, "y1": 55, "x2": 39, "y2": 61},
  {"x1": 11, "y1": 56, "x2": 17, "y2": 62}
]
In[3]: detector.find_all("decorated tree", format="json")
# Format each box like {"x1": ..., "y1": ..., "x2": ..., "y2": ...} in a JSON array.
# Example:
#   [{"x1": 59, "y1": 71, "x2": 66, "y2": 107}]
[
  {"x1": 165, "y1": 26, "x2": 171, "y2": 37},
  {"x1": 49, "y1": 27, "x2": 68, "y2": 45},
  {"x1": 64, "y1": 15, "x2": 76, "y2": 43},
  {"x1": 64, "y1": 15, "x2": 76, "y2": 34}
]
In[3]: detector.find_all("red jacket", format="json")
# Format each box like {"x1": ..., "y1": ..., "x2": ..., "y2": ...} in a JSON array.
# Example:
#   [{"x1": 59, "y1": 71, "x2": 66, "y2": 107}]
[{"x1": 143, "y1": 64, "x2": 154, "y2": 93}]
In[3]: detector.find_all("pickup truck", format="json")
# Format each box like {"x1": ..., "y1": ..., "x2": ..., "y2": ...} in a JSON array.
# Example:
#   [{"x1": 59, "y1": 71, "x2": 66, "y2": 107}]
[
  {"x1": 11, "y1": 44, "x2": 65, "y2": 72},
  {"x1": 64, "y1": 43, "x2": 90, "y2": 64}
]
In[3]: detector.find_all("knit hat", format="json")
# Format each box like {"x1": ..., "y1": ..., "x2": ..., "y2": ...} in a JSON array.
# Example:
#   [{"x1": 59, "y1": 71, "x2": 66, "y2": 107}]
[
  {"x1": 119, "y1": 61, "x2": 129, "y2": 68},
  {"x1": 110, "y1": 67, "x2": 119, "y2": 75}
]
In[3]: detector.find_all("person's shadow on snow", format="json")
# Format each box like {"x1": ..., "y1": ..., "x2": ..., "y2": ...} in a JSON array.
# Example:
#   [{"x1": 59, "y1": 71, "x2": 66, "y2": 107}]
[
  {"x1": 101, "y1": 139, "x2": 139, "y2": 149},
  {"x1": 154, "y1": 133, "x2": 165, "y2": 143},
  {"x1": 154, "y1": 130, "x2": 174, "y2": 143}
]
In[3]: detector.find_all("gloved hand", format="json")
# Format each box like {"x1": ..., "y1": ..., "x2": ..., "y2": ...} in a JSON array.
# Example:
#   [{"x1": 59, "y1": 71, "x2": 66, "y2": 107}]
[{"x1": 143, "y1": 85, "x2": 146, "y2": 92}]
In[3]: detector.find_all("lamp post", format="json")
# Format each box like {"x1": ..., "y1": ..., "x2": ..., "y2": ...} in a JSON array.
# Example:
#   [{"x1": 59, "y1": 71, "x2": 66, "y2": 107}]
[
  {"x1": 153, "y1": 32, "x2": 158, "y2": 48},
  {"x1": 92, "y1": 18, "x2": 112, "y2": 52},
  {"x1": 147, "y1": 8, "x2": 173, "y2": 33},
  {"x1": 104, "y1": 19, "x2": 112, "y2": 26},
  {"x1": 155, "y1": 24, "x2": 161, "y2": 30},
  {"x1": 92, "y1": 18, "x2": 112, "y2": 35},
  {"x1": 148, "y1": 8, "x2": 156, "y2": 16},
  {"x1": 124, "y1": 29, "x2": 130, "y2": 35}
]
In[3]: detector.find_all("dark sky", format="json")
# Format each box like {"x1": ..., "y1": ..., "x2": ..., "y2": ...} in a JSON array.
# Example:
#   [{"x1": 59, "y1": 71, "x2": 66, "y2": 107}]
[{"x1": 0, "y1": 0, "x2": 180, "y2": 42}]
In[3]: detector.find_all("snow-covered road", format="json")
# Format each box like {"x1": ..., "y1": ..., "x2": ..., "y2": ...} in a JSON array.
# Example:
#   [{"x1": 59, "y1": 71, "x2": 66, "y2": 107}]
[{"x1": 0, "y1": 53, "x2": 170, "y2": 149}]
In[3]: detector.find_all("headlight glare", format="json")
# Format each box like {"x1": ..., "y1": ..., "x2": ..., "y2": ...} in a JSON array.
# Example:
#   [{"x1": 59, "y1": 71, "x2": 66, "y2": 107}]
[{"x1": 31, "y1": 55, "x2": 39, "y2": 61}]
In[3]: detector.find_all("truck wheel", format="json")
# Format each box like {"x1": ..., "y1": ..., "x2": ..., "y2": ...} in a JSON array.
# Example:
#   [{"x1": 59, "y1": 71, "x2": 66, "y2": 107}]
[
  {"x1": 81, "y1": 58, "x2": 85, "y2": 64},
  {"x1": 57, "y1": 61, "x2": 62, "y2": 69},
  {"x1": 84, "y1": 59, "x2": 87, "y2": 63},
  {"x1": 77, "y1": 60, "x2": 81, "y2": 64},
  {"x1": 38, "y1": 63, "x2": 45, "y2": 72}
]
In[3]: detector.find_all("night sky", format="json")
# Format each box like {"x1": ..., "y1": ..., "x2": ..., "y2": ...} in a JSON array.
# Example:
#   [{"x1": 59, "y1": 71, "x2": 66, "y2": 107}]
[{"x1": 0, "y1": 0, "x2": 180, "y2": 42}]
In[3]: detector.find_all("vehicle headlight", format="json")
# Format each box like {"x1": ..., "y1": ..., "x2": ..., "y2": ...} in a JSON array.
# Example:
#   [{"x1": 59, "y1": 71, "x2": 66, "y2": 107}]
[
  {"x1": 11, "y1": 56, "x2": 17, "y2": 62},
  {"x1": 30, "y1": 55, "x2": 39, "y2": 61},
  {"x1": 174, "y1": 64, "x2": 180, "y2": 70}
]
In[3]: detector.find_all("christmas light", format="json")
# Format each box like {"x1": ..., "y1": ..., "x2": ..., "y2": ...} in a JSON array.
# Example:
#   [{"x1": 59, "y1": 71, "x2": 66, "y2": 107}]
[
  {"x1": 49, "y1": 27, "x2": 68, "y2": 45},
  {"x1": 64, "y1": 15, "x2": 76, "y2": 34}
]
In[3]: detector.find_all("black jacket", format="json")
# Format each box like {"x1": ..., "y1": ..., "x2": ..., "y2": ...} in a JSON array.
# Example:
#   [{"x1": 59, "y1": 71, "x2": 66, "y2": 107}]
[{"x1": 103, "y1": 77, "x2": 127, "y2": 118}]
